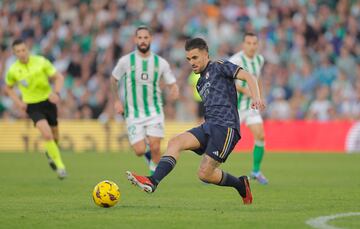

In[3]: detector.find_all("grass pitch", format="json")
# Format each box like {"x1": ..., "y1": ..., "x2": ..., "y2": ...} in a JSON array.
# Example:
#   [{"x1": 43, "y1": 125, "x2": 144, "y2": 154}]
[{"x1": 0, "y1": 151, "x2": 359, "y2": 229}]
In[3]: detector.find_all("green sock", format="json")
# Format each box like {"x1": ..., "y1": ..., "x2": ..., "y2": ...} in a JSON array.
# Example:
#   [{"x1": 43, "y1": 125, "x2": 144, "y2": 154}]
[
  {"x1": 253, "y1": 140, "x2": 264, "y2": 173},
  {"x1": 149, "y1": 160, "x2": 157, "y2": 176},
  {"x1": 45, "y1": 140, "x2": 65, "y2": 169}
]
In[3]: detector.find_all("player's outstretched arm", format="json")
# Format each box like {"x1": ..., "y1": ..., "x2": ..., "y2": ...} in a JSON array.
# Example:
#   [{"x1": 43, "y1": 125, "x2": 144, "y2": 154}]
[
  {"x1": 3, "y1": 85, "x2": 26, "y2": 112},
  {"x1": 52, "y1": 72, "x2": 64, "y2": 94},
  {"x1": 257, "y1": 78, "x2": 265, "y2": 104},
  {"x1": 48, "y1": 72, "x2": 64, "y2": 104},
  {"x1": 167, "y1": 83, "x2": 179, "y2": 101},
  {"x1": 235, "y1": 82, "x2": 251, "y2": 96},
  {"x1": 235, "y1": 70, "x2": 265, "y2": 110},
  {"x1": 110, "y1": 76, "x2": 124, "y2": 114}
]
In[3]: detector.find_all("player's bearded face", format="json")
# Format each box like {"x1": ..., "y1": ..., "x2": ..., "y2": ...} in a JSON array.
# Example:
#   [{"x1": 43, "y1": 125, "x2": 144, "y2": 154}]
[
  {"x1": 13, "y1": 43, "x2": 30, "y2": 63},
  {"x1": 186, "y1": 49, "x2": 209, "y2": 74},
  {"x1": 137, "y1": 43, "x2": 150, "y2": 53},
  {"x1": 135, "y1": 30, "x2": 152, "y2": 54}
]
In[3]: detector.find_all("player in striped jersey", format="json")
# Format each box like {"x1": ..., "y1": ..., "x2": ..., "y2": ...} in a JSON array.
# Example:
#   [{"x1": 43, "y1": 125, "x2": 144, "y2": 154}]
[
  {"x1": 110, "y1": 26, "x2": 179, "y2": 174},
  {"x1": 229, "y1": 32, "x2": 268, "y2": 184}
]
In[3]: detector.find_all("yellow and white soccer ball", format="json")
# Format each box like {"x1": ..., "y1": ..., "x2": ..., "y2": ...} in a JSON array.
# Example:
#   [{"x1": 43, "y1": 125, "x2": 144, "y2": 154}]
[{"x1": 92, "y1": 180, "x2": 121, "y2": 208}]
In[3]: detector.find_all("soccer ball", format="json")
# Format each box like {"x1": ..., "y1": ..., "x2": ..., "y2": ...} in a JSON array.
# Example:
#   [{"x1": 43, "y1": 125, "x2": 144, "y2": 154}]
[{"x1": 92, "y1": 180, "x2": 121, "y2": 208}]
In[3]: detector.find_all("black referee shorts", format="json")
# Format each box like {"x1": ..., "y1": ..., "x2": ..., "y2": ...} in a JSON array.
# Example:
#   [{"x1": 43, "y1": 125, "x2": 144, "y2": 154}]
[{"x1": 26, "y1": 100, "x2": 58, "y2": 126}]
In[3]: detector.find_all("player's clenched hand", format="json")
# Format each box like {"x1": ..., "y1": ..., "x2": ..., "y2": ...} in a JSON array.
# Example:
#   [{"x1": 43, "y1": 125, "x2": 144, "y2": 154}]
[
  {"x1": 49, "y1": 92, "x2": 61, "y2": 104},
  {"x1": 114, "y1": 100, "x2": 124, "y2": 114},
  {"x1": 251, "y1": 99, "x2": 266, "y2": 110},
  {"x1": 16, "y1": 101, "x2": 27, "y2": 112}
]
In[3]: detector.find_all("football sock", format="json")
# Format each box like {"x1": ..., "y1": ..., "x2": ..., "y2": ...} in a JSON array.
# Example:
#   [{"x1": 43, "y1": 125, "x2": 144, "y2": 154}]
[
  {"x1": 149, "y1": 160, "x2": 157, "y2": 176},
  {"x1": 217, "y1": 171, "x2": 246, "y2": 197},
  {"x1": 45, "y1": 140, "x2": 65, "y2": 169},
  {"x1": 253, "y1": 140, "x2": 265, "y2": 173},
  {"x1": 144, "y1": 150, "x2": 152, "y2": 162},
  {"x1": 149, "y1": 156, "x2": 176, "y2": 186}
]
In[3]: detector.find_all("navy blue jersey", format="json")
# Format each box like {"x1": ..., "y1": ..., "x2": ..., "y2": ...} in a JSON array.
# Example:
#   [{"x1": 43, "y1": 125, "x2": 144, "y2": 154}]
[{"x1": 196, "y1": 60, "x2": 242, "y2": 133}]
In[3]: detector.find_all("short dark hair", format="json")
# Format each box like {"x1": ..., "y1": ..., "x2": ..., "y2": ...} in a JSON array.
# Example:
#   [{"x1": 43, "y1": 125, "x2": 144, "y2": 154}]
[
  {"x1": 185, "y1": 37, "x2": 208, "y2": 52},
  {"x1": 135, "y1": 25, "x2": 152, "y2": 36},
  {"x1": 243, "y1": 32, "x2": 257, "y2": 40},
  {"x1": 12, "y1": 39, "x2": 25, "y2": 47}
]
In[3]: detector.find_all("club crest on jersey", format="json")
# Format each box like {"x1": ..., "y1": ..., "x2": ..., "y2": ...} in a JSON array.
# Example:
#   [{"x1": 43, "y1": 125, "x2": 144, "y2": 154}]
[{"x1": 141, "y1": 73, "x2": 148, "y2": 80}]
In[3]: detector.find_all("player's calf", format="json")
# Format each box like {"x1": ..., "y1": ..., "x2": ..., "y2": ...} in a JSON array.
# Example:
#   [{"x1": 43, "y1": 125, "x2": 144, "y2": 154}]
[{"x1": 45, "y1": 151, "x2": 57, "y2": 171}]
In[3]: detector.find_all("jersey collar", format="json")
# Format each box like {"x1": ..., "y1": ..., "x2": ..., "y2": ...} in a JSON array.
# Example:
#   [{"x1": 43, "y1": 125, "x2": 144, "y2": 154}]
[
  {"x1": 135, "y1": 50, "x2": 153, "y2": 60},
  {"x1": 240, "y1": 51, "x2": 256, "y2": 61},
  {"x1": 200, "y1": 61, "x2": 211, "y2": 75}
]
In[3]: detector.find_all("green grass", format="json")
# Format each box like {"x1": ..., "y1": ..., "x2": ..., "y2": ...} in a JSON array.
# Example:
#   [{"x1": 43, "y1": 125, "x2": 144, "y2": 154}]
[{"x1": 0, "y1": 152, "x2": 359, "y2": 229}]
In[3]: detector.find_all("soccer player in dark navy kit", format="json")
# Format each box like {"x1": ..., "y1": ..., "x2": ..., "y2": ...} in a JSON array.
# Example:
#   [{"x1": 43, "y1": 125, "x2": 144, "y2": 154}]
[{"x1": 126, "y1": 38, "x2": 265, "y2": 205}]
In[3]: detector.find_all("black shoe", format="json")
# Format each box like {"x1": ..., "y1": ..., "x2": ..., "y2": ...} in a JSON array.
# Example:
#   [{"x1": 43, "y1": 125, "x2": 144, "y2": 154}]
[{"x1": 45, "y1": 152, "x2": 57, "y2": 171}]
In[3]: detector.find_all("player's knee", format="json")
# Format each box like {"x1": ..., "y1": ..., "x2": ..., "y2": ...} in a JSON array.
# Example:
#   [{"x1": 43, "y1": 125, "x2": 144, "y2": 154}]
[
  {"x1": 254, "y1": 131, "x2": 265, "y2": 141},
  {"x1": 257, "y1": 133, "x2": 265, "y2": 141},
  {"x1": 197, "y1": 167, "x2": 212, "y2": 182},
  {"x1": 132, "y1": 146, "x2": 146, "y2": 157}
]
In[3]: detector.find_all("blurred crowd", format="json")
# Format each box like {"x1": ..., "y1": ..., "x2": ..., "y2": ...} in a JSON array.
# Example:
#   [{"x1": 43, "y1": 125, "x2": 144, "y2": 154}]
[{"x1": 0, "y1": 0, "x2": 359, "y2": 122}]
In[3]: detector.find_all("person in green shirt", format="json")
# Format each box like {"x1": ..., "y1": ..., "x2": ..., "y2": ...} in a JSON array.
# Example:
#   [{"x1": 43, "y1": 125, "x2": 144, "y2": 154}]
[{"x1": 4, "y1": 39, "x2": 67, "y2": 179}]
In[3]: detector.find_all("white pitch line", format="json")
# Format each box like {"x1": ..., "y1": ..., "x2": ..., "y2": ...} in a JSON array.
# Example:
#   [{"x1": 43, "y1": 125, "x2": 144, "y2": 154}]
[{"x1": 306, "y1": 212, "x2": 360, "y2": 229}]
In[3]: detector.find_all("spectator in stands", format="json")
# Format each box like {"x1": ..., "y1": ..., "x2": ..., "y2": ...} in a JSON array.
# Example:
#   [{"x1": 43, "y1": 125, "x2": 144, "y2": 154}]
[
  {"x1": 306, "y1": 85, "x2": 334, "y2": 121},
  {"x1": 0, "y1": 0, "x2": 358, "y2": 121},
  {"x1": 267, "y1": 88, "x2": 291, "y2": 120}
]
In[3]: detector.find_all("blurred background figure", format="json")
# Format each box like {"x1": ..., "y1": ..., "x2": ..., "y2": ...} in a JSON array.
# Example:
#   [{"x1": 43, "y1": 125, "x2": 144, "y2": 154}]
[
  {"x1": 110, "y1": 26, "x2": 179, "y2": 175},
  {"x1": 187, "y1": 71, "x2": 204, "y2": 123},
  {"x1": 229, "y1": 32, "x2": 268, "y2": 184},
  {"x1": 0, "y1": 0, "x2": 358, "y2": 122}
]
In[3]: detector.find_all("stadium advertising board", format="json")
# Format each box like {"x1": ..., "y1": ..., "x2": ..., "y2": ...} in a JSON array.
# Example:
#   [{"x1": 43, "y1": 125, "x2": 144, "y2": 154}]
[{"x1": 0, "y1": 120, "x2": 357, "y2": 153}]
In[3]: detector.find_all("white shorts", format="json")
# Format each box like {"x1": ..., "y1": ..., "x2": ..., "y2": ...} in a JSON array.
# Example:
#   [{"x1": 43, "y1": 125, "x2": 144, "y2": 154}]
[
  {"x1": 239, "y1": 109, "x2": 263, "y2": 126},
  {"x1": 126, "y1": 115, "x2": 164, "y2": 145}
]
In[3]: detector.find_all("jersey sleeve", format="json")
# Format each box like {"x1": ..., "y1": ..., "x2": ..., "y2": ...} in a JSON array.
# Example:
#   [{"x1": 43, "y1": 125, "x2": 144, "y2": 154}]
[
  {"x1": 160, "y1": 59, "x2": 176, "y2": 84},
  {"x1": 42, "y1": 56, "x2": 57, "y2": 77},
  {"x1": 257, "y1": 55, "x2": 265, "y2": 67},
  {"x1": 5, "y1": 69, "x2": 16, "y2": 86},
  {"x1": 217, "y1": 60, "x2": 243, "y2": 79},
  {"x1": 228, "y1": 54, "x2": 241, "y2": 66},
  {"x1": 112, "y1": 56, "x2": 126, "y2": 80}
]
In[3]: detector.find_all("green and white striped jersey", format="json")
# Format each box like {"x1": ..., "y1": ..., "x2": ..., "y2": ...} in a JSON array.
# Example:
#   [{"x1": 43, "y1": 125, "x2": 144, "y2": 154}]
[
  {"x1": 112, "y1": 51, "x2": 176, "y2": 121},
  {"x1": 229, "y1": 51, "x2": 265, "y2": 111}
]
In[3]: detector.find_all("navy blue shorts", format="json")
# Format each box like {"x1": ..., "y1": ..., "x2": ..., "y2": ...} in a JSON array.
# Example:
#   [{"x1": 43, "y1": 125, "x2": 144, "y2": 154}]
[{"x1": 188, "y1": 122, "x2": 240, "y2": 163}]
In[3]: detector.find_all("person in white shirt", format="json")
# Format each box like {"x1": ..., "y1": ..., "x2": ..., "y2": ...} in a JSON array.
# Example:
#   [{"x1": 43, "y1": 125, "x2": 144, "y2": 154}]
[
  {"x1": 229, "y1": 32, "x2": 268, "y2": 184},
  {"x1": 110, "y1": 26, "x2": 179, "y2": 174}
]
